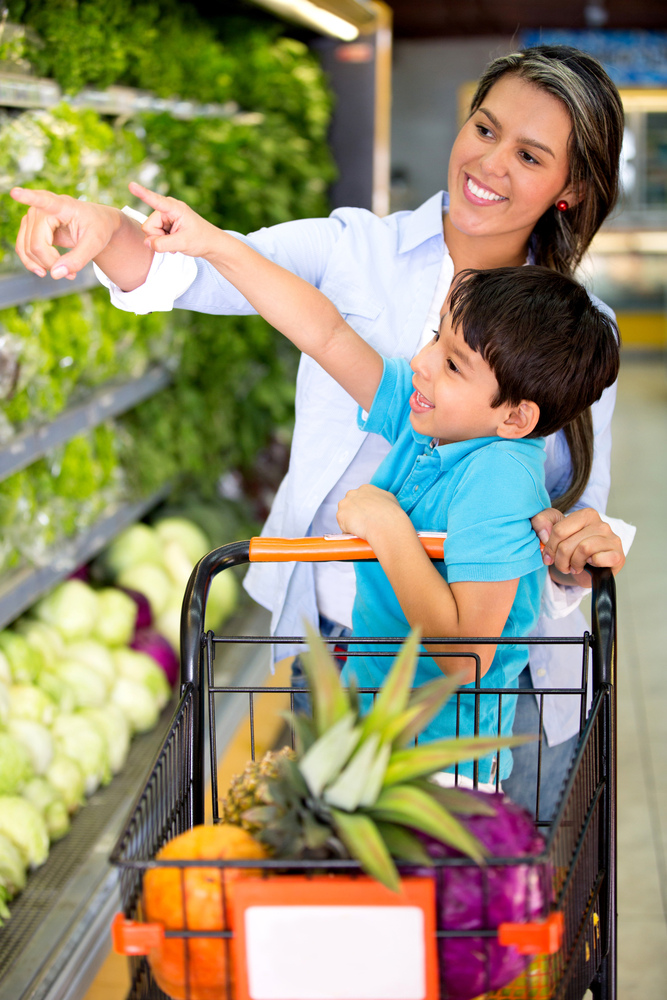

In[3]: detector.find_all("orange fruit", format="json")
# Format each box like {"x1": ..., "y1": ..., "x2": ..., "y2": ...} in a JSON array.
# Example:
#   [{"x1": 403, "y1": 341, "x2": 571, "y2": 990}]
[{"x1": 142, "y1": 824, "x2": 268, "y2": 1000}]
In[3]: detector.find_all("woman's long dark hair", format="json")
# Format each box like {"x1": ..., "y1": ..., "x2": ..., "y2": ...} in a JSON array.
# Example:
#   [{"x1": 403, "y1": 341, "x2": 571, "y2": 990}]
[{"x1": 469, "y1": 46, "x2": 624, "y2": 510}]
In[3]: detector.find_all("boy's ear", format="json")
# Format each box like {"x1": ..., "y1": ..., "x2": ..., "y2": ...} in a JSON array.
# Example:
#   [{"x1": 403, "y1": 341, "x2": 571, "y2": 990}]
[{"x1": 496, "y1": 400, "x2": 540, "y2": 439}]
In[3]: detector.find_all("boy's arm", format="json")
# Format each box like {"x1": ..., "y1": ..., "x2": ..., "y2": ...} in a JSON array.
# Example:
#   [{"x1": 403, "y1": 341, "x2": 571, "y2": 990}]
[
  {"x1": 132, "y1": 183, "x2": 383, "y2": 411},
  {"x1": 337, "y1": 485, "x2": 519, "y2": 683}
]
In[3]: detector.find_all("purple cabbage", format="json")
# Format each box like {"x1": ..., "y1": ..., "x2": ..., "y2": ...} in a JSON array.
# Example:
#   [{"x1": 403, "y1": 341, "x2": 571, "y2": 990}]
[
  {"x1": 130, "y1": 628, "x2": 179, "y2": 687},
  {"x1": 415, "y1": 791, "x2": 548, "y2": 1000},
  {"x1": 120, "y1": 587, "x2": 153, "y2": 631}
]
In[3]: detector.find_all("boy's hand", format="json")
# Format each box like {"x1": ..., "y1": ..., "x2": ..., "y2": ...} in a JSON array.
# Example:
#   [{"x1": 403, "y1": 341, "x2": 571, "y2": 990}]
[
  {"x1": 336, "y1": 485, "x2": 407, "y2": 543},
  {"x1": 127, "y1": 181, "x2": 221, "y2": 258},
  {"x1": 11, "y1": 187, "x2": 121, "y2": 279},
  {"x1": 531, "y1": 506, "x2": 625, "y2": 585}
]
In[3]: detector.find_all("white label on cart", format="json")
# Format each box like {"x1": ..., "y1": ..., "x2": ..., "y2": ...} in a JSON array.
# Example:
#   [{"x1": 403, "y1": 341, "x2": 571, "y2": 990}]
[{"x1": 244, "y1": 905, "x2": 426, "y2": 1000}]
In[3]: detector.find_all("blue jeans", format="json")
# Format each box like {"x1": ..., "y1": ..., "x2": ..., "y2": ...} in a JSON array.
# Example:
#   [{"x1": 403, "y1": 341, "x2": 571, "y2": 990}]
[
  {"x1": 503, "y1": 666, "x2": 579, "y2": 822},
  {"x1": 290, "y1": 615, "x2": 352, "y2": 715}
]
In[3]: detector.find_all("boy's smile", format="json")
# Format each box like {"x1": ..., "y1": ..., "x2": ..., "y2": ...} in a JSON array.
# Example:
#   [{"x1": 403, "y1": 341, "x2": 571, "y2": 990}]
[{"x1": 409, "y1": 312, "x2": 515, "y2": 445}]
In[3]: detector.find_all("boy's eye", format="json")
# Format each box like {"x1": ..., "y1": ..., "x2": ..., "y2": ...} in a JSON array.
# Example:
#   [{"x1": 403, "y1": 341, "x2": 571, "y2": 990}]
[{"x1": 447, "y1": 358, "x2": 459, "y2": 373}]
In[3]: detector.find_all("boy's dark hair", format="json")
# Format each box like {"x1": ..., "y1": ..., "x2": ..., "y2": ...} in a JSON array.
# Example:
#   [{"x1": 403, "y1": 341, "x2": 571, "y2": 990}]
[{"x1": 448, "y1": 265, "x2": 620, "y2": 439}]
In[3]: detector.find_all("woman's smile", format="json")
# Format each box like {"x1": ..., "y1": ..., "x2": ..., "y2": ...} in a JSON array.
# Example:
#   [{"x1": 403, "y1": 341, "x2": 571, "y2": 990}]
[{"x1": 463, "y1": 173, "x2": 507, "y2": 205}]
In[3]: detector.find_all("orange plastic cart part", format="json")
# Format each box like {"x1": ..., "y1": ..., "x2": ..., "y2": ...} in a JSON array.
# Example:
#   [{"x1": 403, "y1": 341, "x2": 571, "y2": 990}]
[
  {"x1": 249, "y1": 532, "x2": 446, "y2": 562},
  {"x1": 112, "y1": 912, "x2": 164, "y2": 955},
  {"x1": 498, "y1": 911, "x2": 564, "y2": 955}
]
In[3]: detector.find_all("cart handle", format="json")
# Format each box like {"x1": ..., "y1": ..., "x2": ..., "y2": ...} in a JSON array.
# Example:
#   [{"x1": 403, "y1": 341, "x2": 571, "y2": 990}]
[{"x1": 249, "y1": 532, "x2": 446, "y2": 562}]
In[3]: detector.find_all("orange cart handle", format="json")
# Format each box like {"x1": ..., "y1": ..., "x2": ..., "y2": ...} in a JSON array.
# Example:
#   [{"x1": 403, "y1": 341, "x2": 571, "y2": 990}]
[
  {"x1": 249, "y1": 532, "x2": 447, "y2": 562},
  {"x1": 112, "y1": 912, "x2": 164, "y2": 955},
  {"x1": 498, "y1": 911, "x2": 564, "y2": 955}
]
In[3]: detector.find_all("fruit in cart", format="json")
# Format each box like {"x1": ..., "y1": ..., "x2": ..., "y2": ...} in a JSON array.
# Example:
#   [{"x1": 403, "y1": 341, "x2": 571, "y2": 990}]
[
  {"x1": 221, "y1": 746, "x2": 295, "y2": 834},
  {"x1": 142, "y1": 823, "x2": 268, "y2": 1000},
  {"x1": 229, "y1": 627, "x2": 524, "y2": 892},
  {"x1": 415, "y1": 792, "x2": 546, "y2": 1000}
]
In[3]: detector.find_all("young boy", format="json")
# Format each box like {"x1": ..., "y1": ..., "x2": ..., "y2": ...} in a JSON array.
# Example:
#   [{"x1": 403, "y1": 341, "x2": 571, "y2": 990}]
[{"x1": 130, "y1": 182, "x2": 620, "y2": 787}]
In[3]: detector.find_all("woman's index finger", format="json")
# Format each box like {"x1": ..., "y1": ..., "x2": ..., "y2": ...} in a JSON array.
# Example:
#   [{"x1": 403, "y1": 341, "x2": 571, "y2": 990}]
[
  {"x1": 10, "y1": 186, "x2": 62, "y2": 210},
  {"x1": 127, "y1": 181, "x2": 171, "y2": 213}
]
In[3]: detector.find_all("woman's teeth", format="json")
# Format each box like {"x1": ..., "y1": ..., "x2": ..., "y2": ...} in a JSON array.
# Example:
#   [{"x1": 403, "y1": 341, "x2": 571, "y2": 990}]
[{"x1": 466, "y1": 177, "x2": 506, "y2": 202}]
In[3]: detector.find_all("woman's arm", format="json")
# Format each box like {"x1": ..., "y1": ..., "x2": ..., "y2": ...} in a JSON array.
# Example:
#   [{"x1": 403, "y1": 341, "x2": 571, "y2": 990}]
[
  {"x1": 10, "y1": 187, "x2": 154, "y2": 289},
  {"x1": 336, "y1": 484, "x2": 518, "y2": 682}
]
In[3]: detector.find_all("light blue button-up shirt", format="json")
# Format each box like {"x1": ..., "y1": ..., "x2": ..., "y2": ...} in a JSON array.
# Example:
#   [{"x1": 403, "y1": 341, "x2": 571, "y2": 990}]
[{"x1": 96, "y1": 191, "x2": 618, "y2": 746}]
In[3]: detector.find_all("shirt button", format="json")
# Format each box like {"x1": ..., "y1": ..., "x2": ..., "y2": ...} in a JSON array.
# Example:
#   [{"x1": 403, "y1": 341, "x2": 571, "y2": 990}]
[
  {"x1": 413, "y1": 486, "x2": 419, "y2": 492},
  {"x1": 537, "y1": 668, "x2": 547, "y2": 678}
]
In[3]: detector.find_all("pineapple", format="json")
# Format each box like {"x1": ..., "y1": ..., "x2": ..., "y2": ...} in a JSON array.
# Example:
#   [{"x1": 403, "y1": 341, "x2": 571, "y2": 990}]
[
  {"x1": 221, "y1": 746, "x2": 294, "y2": 835},
  {"x1": 224, "y1": 626, "x2": 528, "y2": 892}
]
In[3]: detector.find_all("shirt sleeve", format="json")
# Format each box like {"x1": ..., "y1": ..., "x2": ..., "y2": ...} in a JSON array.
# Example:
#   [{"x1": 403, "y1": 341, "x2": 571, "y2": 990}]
[
  {"x1": 95, "y1": 207, "x2": 348, "y2": 317},
  {"x1": 357, "y1": 357, "x2": 413, "y2": 445},
  {"x1": 445, "y1": 447, "x2": 548, "y2": 583}
]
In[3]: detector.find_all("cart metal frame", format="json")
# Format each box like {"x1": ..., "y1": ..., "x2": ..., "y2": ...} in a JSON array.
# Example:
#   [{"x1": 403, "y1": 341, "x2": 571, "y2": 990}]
[{"x1": 111, "y1": 537, "x2": 617, "y2": 1000}]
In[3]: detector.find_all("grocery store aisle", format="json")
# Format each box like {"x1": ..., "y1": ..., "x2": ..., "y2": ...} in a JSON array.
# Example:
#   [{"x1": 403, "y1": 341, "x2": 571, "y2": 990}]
[
  {"x1": 85, "y1": 356, "x2": 666, "y2": 999},
  {"x1": 610, "y1": 357, "x2": 667, "y2": 998}
]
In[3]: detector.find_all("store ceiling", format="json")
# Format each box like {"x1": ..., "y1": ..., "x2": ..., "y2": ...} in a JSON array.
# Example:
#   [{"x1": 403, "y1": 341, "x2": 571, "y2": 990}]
[{"x1": 385, "y1": 1, "x2": 667, "y2": 38}]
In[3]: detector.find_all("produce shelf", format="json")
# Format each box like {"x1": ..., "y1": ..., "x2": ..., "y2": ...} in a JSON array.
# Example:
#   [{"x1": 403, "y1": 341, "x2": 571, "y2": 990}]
[
  {"x1": 0, "y1": 264, "x2": 99, "y2": 309},
  {"x1": 0, "y1": 366, "x2": 172, "y2": 482},
  {"x1": 0, "y1": 71, "x2": 262, "y2": 123},
  {"x1": 0, "y1": 699, "x2": 176, "y2": 1000},
  {"x1": 0, "y1": 486, "x2": 171, "y2": 630},
  {"x1": 0, "y1": 602, "x2": 271, "y2": 1000}
]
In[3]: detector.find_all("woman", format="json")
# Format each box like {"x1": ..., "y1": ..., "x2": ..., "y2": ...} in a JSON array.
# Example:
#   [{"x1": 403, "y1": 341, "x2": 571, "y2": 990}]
[{"x1": 11, "y1": 45, "x2": 629, "y2": 814}]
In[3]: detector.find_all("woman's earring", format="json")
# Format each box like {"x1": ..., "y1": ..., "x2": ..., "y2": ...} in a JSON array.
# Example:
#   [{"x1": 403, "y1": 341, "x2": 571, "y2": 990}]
[{"x1": 556, "y1": 200, "x2": 569, "y2": 212}]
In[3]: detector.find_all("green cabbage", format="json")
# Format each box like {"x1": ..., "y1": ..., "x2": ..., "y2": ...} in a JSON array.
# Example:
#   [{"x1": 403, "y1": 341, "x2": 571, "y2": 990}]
[
  {"x1": 33, "y1": 580, "x2": 100, "y2": 641},
  {"x1": 64, "y1": 639, "x2": 116, "y2": 687},
  {"x1": 154, "y1": 517, "x2": 210, "y2": 566},
  {"x1": 0, "y1": 631, "x2": 45, "y2": 683},
  {"x1": 16, "y1": 619, "x2": 68, "y2": 668},
  {"x1": 103, "y1": 523, "x2": 164, "y2": 577},
  {"x1": 0, "y1": 831, "x2": 27, "y2": 896},
  {"x1": 53, "y1": 660, "x2": 109, "y2": 709},
  {"x1": 117, "y1": 563, "x2": 174, "y2": 618},
  {"x1": 46, "y1": 754, "x2": 86, "y2": 814},
  {"x1": 21, "y1": 778, "x2": 70, "y2": 841},
  {"x1": 93, "y1": 588, "x2": 137, "y2": 647},
  {"x1": 83, "y1": 705, "x2": 131, "y2": 775},
  {"x1": 7, "y1": 719, "x2": 54, "y2": 776},
  {"x1": 8, "y1": 683, "x2": 56, "y2": 725},
  {"x1": 113, "y1": 648, "x2": 171, "y2": 710},
  {"x1": 51, "y1": 714, "x2": 111, "y2": 795},
  {"x1": 111, "y1": 677, "x2": 159, "y2": 734},
  {"x1": 0, "y1": 732, "x2": 33, "y2": 795},
  {"x1": 0, "y1": 796, "x2": 49, "y2": 867}
]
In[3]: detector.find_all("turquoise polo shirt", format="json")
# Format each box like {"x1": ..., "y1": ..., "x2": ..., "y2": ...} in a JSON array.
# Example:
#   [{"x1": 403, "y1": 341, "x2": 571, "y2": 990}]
[{"x1": 342, "y1": 357, "x2": 550, "y2": 782}]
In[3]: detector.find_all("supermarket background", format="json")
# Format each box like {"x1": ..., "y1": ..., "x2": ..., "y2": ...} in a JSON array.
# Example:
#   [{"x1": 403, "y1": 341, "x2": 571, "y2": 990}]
[{"x1": 0, "y1": 1, "x2": 665, "y2": 999}]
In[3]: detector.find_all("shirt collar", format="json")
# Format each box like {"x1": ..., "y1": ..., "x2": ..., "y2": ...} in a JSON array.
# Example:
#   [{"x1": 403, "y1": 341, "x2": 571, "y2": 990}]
[
  {"x1": 397, "y1": 191, "x2": 449, "y2": 254},
  {"x1": 413, "y1": 430, "x2": 545, "y2": 474}
]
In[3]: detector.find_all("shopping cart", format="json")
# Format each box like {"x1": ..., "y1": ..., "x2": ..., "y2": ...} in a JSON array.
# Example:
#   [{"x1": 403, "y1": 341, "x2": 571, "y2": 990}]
[{"x1": 110, "y1": 535, "x2": 617, "y2": 1000}]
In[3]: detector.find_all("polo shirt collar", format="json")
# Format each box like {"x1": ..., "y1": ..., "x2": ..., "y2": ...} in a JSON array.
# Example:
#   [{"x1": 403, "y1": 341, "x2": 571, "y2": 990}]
[{"x1": 397, "y1": 191, "x2": 449, "y2": 254}]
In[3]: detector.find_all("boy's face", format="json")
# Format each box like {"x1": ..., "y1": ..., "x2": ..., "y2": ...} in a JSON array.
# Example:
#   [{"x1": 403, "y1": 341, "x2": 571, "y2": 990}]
[{"x1": 409, "y1": 312, "x2": 505, "y2": 444}]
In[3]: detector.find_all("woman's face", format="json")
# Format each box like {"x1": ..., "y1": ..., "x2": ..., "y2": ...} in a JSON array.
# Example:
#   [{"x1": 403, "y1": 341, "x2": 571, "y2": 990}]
[{"x1": 447, "y1": 73, "x2": 577, "y2": 250}]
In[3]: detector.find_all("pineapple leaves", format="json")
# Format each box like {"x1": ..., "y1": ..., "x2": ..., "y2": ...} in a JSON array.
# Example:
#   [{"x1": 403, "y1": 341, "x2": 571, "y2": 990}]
[
  {"x1": 359, "y1": 629, "x2": 421, "y2": 741},
  {"x1": 330, "y1": 808, "x2": 401, "y2": 893},
  {"x1": 302, "y1": 622, "x2": 350, "y2": 736},
  {"x1": 375, "y1": 821, "x2": 433, "y2": 866},
  {"x1": 369, "y1": 784, "x2": 487, "y2": 864},
  {"x1": 383, "y1": 736, "x2": 525, "y2": 787},
  {"x1": 298, "y1": 711, "x2": 361, "y2": 798},
  {"x1": 394, "y1": 674, "x2": 464, "y2": 747}
]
